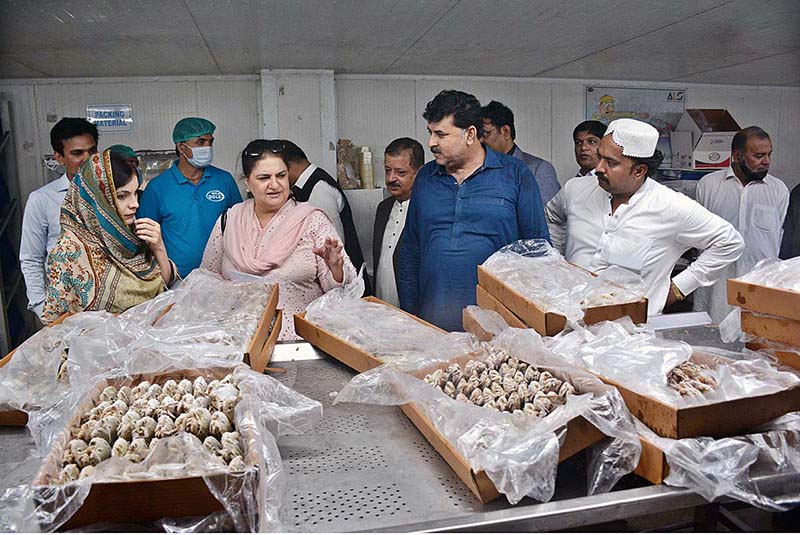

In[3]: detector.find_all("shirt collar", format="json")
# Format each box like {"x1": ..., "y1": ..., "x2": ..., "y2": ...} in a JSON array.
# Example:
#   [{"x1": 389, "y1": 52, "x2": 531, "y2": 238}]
[
  {"x1": 170, "y1": 159, "x2": 211, "y2": 185},
  {"x1": 434, "y1": 144, "x2": 503, "y2": 177},
  {"x1": 294, "y1": 163, "x2": 317, "y2": 189},
  {"x1": 55, "y1": 172, "x2": 70, "y2": 192},
  {"x1": 507, "y1": 144, "x2": 519, "y2": 157}
]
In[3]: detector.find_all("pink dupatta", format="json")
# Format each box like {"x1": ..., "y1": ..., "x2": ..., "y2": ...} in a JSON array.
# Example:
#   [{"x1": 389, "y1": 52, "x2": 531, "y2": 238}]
[{"x1": 222, "y1": 199, "x2": 321, "y2": 275}]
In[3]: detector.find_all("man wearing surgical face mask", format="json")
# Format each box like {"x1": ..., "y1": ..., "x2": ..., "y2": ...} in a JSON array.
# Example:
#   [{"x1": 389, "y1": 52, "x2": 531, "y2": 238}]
[
  {"x1": 545, "y1": 118, "x2": 744, "y2": 316},
  {"x1": 137, "y1": 117, "x2": 242, "y2": 277}
]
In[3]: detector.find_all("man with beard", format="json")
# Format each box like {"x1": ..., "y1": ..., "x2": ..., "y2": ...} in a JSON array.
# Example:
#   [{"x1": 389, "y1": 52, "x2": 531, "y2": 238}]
[
  {"x1": 693, "y1": 127, "x2": 789, "y2": 322},
  {"x1": 398, "y1": 90, "x2": 549, "y2": 331},
  {"x1": 373, "y1": 137, "x2": 424, "y2": 306},
  {"x1": 546, "y1": 118, "x2": 743, "y2": 316}
]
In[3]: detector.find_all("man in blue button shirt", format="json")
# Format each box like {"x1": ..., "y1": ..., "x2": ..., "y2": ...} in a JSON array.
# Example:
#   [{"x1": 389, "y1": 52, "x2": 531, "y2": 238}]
[
  {"x1": 397, "y1": 90, "x2": 550, "y2": 331},
  {"x1": 137, "y1": 117, "x2": 242, "y2": 277}
]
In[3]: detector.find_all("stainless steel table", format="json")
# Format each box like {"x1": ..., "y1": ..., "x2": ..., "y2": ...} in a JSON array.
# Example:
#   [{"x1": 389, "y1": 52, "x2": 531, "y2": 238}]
[{"x1": 0, "y1": 324, "x2": 792, "y2": 532}]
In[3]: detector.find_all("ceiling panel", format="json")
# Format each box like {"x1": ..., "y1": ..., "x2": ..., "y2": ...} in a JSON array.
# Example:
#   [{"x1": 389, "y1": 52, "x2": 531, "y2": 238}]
[
  {"x1": 539, "y1": 0, "x2": 800, "y2": 83},
  {"x1": 674, "y1": 50, "x2": 800, "y2": 86},
  {"x1": 0, "y1": 0, "x2": 219, "y2": 76},
  {"x1": 386, "y1": 0, "x2": 729, "y2": 76},
  {"x1": 185, "y1": 0, "x2": 459, "y2": 74}
]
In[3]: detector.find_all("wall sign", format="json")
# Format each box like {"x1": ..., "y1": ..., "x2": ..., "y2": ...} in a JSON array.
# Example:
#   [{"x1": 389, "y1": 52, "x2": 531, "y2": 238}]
[
  {"x1": 86, "y1": 104, "x2": 133, "y2": 133},
  {"x1": 585, "y1": 86, "x2": 686, "y2": 167}
]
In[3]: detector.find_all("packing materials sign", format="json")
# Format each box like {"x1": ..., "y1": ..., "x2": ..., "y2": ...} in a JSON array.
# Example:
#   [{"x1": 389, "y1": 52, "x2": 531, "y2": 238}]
[{"x1": 87, "y1": 104, "x2": 133, "y2": 132}]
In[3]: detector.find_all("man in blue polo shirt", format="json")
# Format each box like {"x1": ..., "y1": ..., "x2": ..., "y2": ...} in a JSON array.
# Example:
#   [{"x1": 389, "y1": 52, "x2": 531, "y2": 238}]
[
  {"x1": 137, "y1": 117, "x2": 242, "y2": 277},
  {"x1": 397, "y1": 90, "x2": 550, "y2": 331}
]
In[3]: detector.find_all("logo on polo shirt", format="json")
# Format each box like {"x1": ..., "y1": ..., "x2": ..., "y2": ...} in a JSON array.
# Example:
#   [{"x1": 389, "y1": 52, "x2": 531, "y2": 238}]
[{"x1": 206, "y1": 190, "x2": 225, "y2": 202}]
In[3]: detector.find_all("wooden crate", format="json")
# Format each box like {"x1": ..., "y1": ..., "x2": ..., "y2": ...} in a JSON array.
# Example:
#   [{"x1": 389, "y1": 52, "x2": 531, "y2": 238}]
[
  {"x1": 0, "y1": 312, "x2": 73, "y2": 427},
  {"x1": 746, "y1": 340, "x2": 800, "y2": 371},
  {"x1": 740, "y1": 311, "x2": 800, "y2": 348},
  {"x1": 294, "y1": 298, "x2": 606, "y2": 503},
  {"x1": 32, "y1": 366, "x2": 259, "y2": 530},
  {"x1": 477, "y1": 266, "x2": 648, "y2": 337},
  {"x1": 633, "y1": 437, "x2": 669, "y2": 485},
  {"x1": 727, "y1": 278, "x2": 800, "y2": 322},
  {"x1": 153, "y1": 283, "x2": 280, "y2": 373},
  {"x1": 475, "y1": 285, "x2": 527, "y2": 329},
  {"x1": 588, "y1": 352, "x2": 800, "y2": 439}
]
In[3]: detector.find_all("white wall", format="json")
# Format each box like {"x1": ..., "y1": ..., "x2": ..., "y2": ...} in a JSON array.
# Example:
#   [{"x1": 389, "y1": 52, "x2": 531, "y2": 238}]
[
  {"x1": 335, "y1": 74, "x2": 800, "y2": 192},
  {"x1": 0, "y1": 75, "x2": 261, "y2": 206}
]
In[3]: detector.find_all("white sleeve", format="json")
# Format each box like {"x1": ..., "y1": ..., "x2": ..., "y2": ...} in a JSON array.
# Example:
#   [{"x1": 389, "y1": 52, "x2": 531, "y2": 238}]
[
  {"x1": 19, "y1": 192, "x2": 49, "y2": 316},
  {"x1": 545, "y1": 187, "x2": 569, "y2": 255},
  {"x1": 307, "y1": 182, "x2": 345, "y2": 243},
  {"x1": 672, "y1": 198, "x2": 745, "y2": 296}
]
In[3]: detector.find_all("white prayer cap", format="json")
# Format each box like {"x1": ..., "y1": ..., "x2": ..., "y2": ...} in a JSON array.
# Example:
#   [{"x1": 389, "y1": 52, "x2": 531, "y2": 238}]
[{"x1": 606, "y1": 118, "x2": 658, "y2": 158}]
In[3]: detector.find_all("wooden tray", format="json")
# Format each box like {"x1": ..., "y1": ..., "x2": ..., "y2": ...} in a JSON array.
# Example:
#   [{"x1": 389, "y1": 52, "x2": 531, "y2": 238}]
[
  {"x1": 475, "y1": 285, "x2": 527, "y2": 329},
  {"x1": 294, "y1": 298, "x2": 605, "y2": 503},
  {"x1": 634, "y1": 437, "x2": 669, "y2": 485},
  {"x1": 0, "y1": 312, "x2": 73, "y2": 427},
  {"x1": 586, "y1": 352, "x2": 800, "y2": 439},
  {"x1": 32, "y1": 366, "x2": 259, "y2": 530},
  {"x1": 728, "y1": 278, "x2": 800, "y2": 322},
  {"x1": 153, "y1": 283, "x2": 280, "y2": 373},
  {"x1": 740, "y1": 311, "x2": 800, "y2": 347},
  {"x1": 477, "y1": 266, "x2": 648, "y2": 337},
  {"x1": 746, "y1": 340, "x2": 800, "y2": 371}
]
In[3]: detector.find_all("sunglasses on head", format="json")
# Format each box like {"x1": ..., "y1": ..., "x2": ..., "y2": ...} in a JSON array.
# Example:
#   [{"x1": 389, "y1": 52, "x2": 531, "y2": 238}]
[{"x1": 243, "y1": 139, "x2": 284, "y2": 158}]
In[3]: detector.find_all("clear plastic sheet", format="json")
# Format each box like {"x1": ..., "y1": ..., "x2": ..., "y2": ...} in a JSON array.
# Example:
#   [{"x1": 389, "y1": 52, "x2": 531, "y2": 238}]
[
  {"x1": 636, "y1": 412, "x2": 800, "y2": 511},
  {"x1": 481, "y1": 239, "x2": 646, "y2": 323},
  {"x1": 1, "y1": 351, "x2": 322, "y2": 533},
  {"x1": 546, "y1": 319, "x2": 800, "y2": 409},
  {"x1": 736, "y1": 257, "x2": 800, "y2": 292},
  {"x1": 305, "y1": 278, "x2": 479, "y2": 371},
  {"x1": 463, "y1": 305, "x2": 510, "y2": 338},
  {"x1": 334, "y1": 329, "x2": 641, "y2": 504}
]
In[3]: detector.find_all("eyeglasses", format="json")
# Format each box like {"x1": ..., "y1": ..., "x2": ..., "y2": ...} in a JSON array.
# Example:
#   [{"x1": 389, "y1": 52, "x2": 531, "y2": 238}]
[{"x1": 243, "y1": 139, "x2": 284, "y2": 157}]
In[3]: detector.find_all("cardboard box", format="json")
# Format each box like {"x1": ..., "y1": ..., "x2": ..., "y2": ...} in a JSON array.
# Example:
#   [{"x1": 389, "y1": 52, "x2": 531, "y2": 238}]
[
  {"x1": 475, "y1": 285, "x2": 527, "y2": 329},
  {"x1": 0, "y1": 313, "x2": 73, "y2": 427},
  {"x1": 294, "y1": 298, "x2": 605, "y2": 503},
  {"x1": 588, "y1": 351, "x2": 800, "y2": 439},
  {"x1": 746, "y1": 340, "x2": 800, "y2": 371},
  {"x1": 727, "y1": 278, "x2": 800, "y2": 322},
  {"x1": 477, "y1": 266, "x2": 648, "y2": 337},
  {"x1": 671, "y1": 109, "x2": 740, "y2": 169},
  {"x1": 32, "y1": 366, "x2": 259, "y2": 530},
  {"x1": 741, "y1": 311, "x2": 800, "y2": 348}
]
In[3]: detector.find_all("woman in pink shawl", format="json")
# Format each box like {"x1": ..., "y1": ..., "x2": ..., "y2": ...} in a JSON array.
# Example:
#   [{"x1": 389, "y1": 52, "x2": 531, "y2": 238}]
[{"x1": 201, "y1": 139, "x2": 357, "y2": 339}]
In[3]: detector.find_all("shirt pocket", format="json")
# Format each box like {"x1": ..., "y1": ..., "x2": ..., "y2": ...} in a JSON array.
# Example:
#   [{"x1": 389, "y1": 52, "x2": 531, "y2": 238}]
[
  {"x1": 606, "y1": 229, "x2": 654, "y2": 273},
  {"x1": 752, "y1": 203, "x2": 776, "y2": 232}
]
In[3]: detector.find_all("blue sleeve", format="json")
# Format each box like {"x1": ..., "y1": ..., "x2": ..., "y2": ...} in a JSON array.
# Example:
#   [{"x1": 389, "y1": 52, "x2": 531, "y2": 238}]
[
  {"x1": 226, "y1": 173, "x2": 243, "y2": 206},
  {"x1": 137, "y1": 183, "x2": 161, "y2": 222},
  {"x1": 517, "y1": 166, "x2": 551, "y2": 243},
  {"x1": 397, "y1": 185, "x2": 422, "y2": 314}
]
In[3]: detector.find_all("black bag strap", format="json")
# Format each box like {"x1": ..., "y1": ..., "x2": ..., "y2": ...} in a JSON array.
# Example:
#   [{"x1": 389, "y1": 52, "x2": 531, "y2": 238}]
[{"x1": 220, "y1": 207, "x2": 229, "y2": 235}]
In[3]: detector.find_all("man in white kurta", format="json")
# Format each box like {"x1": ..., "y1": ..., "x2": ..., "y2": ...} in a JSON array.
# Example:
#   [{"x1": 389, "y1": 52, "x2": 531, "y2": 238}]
[
  {"x1": 546, "y1": 118, "x2": 744, "y2": 317},
  {"x1": 693, "y1": 127, "x2": 789, "y2": 322}
]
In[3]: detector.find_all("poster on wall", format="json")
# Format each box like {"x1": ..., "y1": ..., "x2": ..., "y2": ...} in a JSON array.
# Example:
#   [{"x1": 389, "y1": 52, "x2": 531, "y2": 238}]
[
  {"x1": 585, "y1": 87, "x2": 685, "y2": 168},
  {"x1": 86, "y1": 104, "x2": 133, "y2": 133}
]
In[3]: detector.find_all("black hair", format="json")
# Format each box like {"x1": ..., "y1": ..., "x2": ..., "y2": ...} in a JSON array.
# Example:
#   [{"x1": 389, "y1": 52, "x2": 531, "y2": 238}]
[
  {"x1": 732, "y1": 126, "x2": 771, "y2": 153},
  {"x1": 50, "y1": 118, "x2": 99, "y2": 155},
  {"x1": 422, "y1": 90, "x2": 483, "y2": 138},
  {"x1": 573, "y1": 120, "x2": 607, "y2": 140},
  {"x1": 241, "y1": 139, "x2": 288, "y2": 177},
  {"x1": 280, "y1": 139, "x2": 308, "y2": 163},
  {"x1": 109, "y1": 151, "x2": 137, "y2": 189},
  {"x1": 384, "y1": 137, "x2": 425, "y2": 169},
  {"x1": 480, "y1": 100, "x2": 516, "y2": 139},
  {"x1": 630, "y1": 149, "x2": 664, "y2": 179}
]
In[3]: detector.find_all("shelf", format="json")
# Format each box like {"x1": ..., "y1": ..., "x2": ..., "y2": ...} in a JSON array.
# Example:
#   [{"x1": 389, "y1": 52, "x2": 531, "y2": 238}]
[
  {"x1": 0, "y1": 198, "x2": 18, "y2": 239},
  {"x1": 0, "y1": 130, "x2": 9, "y2": 155}
]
